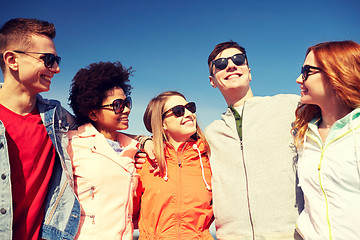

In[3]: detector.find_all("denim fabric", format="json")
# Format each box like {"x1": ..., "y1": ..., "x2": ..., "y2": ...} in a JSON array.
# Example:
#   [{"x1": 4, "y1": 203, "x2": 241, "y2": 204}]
[{"x1": 0, "y1": 93, "x2": 80, "y2": 240}]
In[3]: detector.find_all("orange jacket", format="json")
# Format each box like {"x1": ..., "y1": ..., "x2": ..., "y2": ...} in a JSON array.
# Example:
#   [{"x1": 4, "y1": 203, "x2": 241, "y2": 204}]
[{"x1": 135, "y1": 138, "x2": 214, "y2": 239}]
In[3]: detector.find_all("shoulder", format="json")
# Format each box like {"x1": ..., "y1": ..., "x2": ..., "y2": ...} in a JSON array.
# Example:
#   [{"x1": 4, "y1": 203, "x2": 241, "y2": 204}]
[
  {"x1": 36, "y1": 94, "x2": 62, "y2": 107},
  {"x1": 205, "y1": 118, "x2": 228, "y2": 136},
  {"x1": 36, "y1": 94, "x2": 68, "y2": 116},
  {"x1": 117, "y1": 132, "x2": 139, "y2": 148},
  {"x1": 36, "y1": 94, "x2": 77, "y2": 129},
  {"x1": 244, "y1": 94, "x2": 299, "y2": 115},
  {"x1": 68, "y1": 123, "x2": 96, "y2": 140},
  {"x1": 249, "y1": 94, "x2": 299, "y2": 105}
]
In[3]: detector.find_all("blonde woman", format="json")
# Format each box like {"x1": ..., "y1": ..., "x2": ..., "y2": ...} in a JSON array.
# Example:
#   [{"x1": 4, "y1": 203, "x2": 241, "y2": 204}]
[{"x1": 134, "y1": 91, "x2": 213, "y2": 239}]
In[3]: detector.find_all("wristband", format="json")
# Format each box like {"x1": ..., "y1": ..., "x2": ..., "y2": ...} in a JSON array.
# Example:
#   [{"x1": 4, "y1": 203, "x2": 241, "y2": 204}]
[{"x1": 139, "y1": 136, "x2": 152, "y2": 151}]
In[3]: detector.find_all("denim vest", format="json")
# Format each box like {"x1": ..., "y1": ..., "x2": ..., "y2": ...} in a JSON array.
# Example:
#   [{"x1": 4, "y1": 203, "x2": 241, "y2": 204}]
[{"x1": 0, "y1": 94, "x2": 80, "y2": 240}]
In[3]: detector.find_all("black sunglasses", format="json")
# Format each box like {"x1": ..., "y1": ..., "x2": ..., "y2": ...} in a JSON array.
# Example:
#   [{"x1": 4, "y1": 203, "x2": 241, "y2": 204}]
[
  {"x1": 212, "y1": 53, "x2": 247, "y2": 72},
  {"x1": 13, "y1": 50, "x2": 61, "y2": 69},
  {"x1": 162, "y1": 102, "x2": 196, "y2": 119},
  {"x1": 100, "y1": 97, "x2": 132, "y2": 114},
  {"x1": 301, "y1": 65, "x2": 322, "y2": 81}
]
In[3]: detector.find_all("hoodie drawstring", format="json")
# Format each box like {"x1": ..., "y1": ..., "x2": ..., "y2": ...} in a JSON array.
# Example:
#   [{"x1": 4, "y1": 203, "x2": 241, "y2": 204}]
[
  {"x1": 193, "y1": 144, "x2": 211, "y2": 191},
  {"x1": 164, "y1": 161, "x2": 169, "y2": 181},
  {"x1": 162, "y1": 143, "x2": 211, "y2": 191}
]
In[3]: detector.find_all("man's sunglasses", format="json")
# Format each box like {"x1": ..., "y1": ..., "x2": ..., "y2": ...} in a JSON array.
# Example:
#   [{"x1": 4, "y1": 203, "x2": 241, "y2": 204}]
[
  {"x1": 162, "y1": 102, "x2": 196, "y2": 119},
  {"x1": 100, "y1": 97, "x2": 132, "y2": 114},
  {"x1": 301, "y1": 65, "x2": 322, "y2": 81},
  {"x1": 212, "y1": 53, "x2": 247, "y2": 72},
  {"x1": 13, "y1": 50, "x2": 61, "y2": 69}
]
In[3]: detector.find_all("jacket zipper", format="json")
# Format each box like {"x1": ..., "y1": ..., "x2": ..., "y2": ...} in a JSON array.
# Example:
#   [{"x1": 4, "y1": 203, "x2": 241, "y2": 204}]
[
  {"x1": 308, "y1": 133, "x2": 335, "y2": 240},
  {"x1": 176, "y1": 143, "x2": 187, "y2": 239},
  {"x1": 78, "y1": 185, "x2": 95, "y2": 199},
  {"x1": 121, "y1": 171, "x2": 135, "y2": 237},
  {"x1": 240, "y1": 138, "x2": 255, "y2": 240},
  {"x1": 317, "y1": 148, "x2": 333, "y2": 239},
  {"x1": 307, "y1": 129, "x2": 347, "y2": 240},
  {"x1": 44, "y1": 111, "x2": 77, "y2": 225},
  {"x1": 236, "y1": 102, "x2": 255, "y2": 240}
]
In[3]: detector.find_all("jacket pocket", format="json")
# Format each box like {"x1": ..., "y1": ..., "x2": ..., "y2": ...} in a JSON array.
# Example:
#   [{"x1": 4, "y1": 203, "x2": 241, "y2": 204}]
[
  {"x1": 81, "y1": 213, "x2": 96, "y2": 224},
  {"x1": 78, "y1": 185, "x2": 96, "y2": 200}
]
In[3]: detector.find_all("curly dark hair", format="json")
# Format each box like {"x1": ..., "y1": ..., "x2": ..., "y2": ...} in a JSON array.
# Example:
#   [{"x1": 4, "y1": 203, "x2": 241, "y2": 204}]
[{"x1": 69, "y1": 61, "x2": 133, "y2": 125}]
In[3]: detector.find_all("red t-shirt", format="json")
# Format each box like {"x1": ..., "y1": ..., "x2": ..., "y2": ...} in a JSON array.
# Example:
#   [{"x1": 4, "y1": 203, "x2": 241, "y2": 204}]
[{"x1": 0, "y1": 104, "x2": 55, "y2": 240}]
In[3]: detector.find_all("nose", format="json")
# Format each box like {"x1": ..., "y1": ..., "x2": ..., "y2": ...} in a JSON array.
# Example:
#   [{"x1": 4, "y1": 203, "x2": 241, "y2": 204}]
[
  {"x1": 122, "y1": 104, "x2": 131, "y2": 114},
  {"x1": 183, "y1": 108, "x2": 194, "y2": 118},
  {"x1": 50, "y1": 62, "x2": 60, "y2": 74},
  {"x1": 296, "y1": 74, "x2": 303, "y2": 84},
  {"x1": 227, "y1": 58, "x2": 237, "y2": 70}
]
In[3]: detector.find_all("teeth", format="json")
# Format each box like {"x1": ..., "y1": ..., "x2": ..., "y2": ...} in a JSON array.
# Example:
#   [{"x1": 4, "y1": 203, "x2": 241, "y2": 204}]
[
  {"x1": 227, "y1": 74, "x2": 240, "y2": 80},
  {"x1": 42, "y1": 75, "x2": 51, "y2": 81},
  {"x1": 183, "y1": 120, "x2": 193, "y2": 125}
]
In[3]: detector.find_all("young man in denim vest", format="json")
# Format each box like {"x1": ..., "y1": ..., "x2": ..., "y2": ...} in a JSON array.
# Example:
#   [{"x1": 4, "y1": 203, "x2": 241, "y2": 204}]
[
  {"x1": 205, "y1": 41, "x2": 303, "y2": 240},
  {"x1": 0, "y1": 18, "x2": 80, "y2": 240}
]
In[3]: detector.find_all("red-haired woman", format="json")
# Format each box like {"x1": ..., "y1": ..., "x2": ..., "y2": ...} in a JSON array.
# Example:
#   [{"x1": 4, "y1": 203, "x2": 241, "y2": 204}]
[{"x1": 292, "y1": 40, "x2": 360, "y2": 239}]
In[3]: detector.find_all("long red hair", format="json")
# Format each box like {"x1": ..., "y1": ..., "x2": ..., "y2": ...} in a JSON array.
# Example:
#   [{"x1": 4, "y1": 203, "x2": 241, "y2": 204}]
[{"x1": 292, "y1": 40, "x2": 360, "y2": 148}]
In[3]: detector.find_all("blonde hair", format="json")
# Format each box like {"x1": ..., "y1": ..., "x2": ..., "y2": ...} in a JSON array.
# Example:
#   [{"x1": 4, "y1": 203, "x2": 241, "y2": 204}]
[
  {"x1": 143, "y1": 91, "x2": 210, "y2": 176},
  {"x1": 292, "y1": 40, "x2": 360, "y2": 148}
]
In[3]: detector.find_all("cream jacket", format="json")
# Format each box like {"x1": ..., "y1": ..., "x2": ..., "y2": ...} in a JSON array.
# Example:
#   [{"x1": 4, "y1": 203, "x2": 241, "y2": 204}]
[
  {"x1": 296, "y1": 108, "x2": 360, "y2": 239},
  {"x1": 68, "y1": 123, "x2": 139, "y2": 240}
]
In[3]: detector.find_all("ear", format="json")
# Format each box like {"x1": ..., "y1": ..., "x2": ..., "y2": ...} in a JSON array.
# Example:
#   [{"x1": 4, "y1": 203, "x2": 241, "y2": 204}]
[
  {"x1": 249, "y1": 68, "x2": 252, "y2": 82},
  {"x1": 209, "y1": 76, "x2": 217, "y2": 88},
  {"x1": 88, "y1": 110, "x2": 98, "y2": 121},
  {"x1": 3, "y1": 51, "x2": 19, "y2": 71}
]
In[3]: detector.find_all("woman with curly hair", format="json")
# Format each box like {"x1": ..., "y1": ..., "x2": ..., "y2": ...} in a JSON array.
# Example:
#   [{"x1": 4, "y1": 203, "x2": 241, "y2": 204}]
[
  {"x1": 67, "y1": 61, "x2": 138, "y2": 240},
  {"x1": 134, "y1": 91, "x2": 213, "y2": 239},
  {"x1": 292, "y1": 41, "x2": 360, "y2": 239}
]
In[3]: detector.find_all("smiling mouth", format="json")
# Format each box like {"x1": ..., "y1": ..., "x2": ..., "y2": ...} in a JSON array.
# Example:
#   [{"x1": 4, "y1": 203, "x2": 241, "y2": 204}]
[
  {"x1": 41, "y1": 75, "x2": 52, "y2": 81},
  {"x1": 300, "y1": 87, "x2": 308, "y2": 93},
  {"x1": 118, "y1": 118, "x2": 129, "y2": 122},
  {"x1": 225, "y1": 73, "x2": 242, "y2": 80},
  {"x1": 182, "y1": 119, "x2": 194, "y2": 125}
]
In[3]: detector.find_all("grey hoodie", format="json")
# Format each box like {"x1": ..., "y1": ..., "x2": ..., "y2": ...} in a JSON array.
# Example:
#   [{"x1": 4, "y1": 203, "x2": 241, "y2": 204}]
[{"x1": 205, "y1": 94, "x2": 303, "y2": 240}]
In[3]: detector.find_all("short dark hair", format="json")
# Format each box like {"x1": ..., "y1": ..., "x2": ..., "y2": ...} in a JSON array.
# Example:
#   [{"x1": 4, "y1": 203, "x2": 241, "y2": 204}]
[
  {"x1": 0, "y1": 18, "x2": 56, "y2": 71},
  {"x1": 208, "y1": 41, "x2": 248, "y2": 75},
  {"x1": 69, "y1": 61, "x2": 133, "y2": 125}
]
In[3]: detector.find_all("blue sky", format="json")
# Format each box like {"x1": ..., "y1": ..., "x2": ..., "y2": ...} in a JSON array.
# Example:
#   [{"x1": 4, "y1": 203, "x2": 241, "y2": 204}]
[{"x1": 2, "y1": 0, "x2": 360, "y2": 135}]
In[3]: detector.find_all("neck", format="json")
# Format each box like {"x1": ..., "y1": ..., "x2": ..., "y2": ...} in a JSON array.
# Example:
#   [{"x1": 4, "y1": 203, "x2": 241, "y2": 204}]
[
  {"x1": 224, "y1": 87, "x2": 254, "y2": 107},
  {"x1": 0, "y1": 82, "x2": 37, "y2": 115},
  {"x1": 94, "y1": 126, "x2": 118, "y2": 141},
  {"x1": 319, "y1": 101, "x2": 353, "y2": 129},
  {"x1": 166, "y1": 135, "x2": 193, "y2": 151}
]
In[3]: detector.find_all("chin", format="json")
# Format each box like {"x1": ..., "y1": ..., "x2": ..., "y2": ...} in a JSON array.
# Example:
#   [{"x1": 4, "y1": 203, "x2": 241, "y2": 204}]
[
  {"x1": 117, "y1": 124, "x2": 129, "y2": 130},
  {"x1": 299, "y1": 96, "x2": 312, "y2": 105},
  {"x1": 187, "y1": 129, "x2": 197, "y2": 138}
]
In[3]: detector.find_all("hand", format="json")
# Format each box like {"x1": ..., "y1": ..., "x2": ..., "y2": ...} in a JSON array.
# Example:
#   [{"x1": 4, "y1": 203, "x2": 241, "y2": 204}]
[
  {"x1": 143, "y1": 139, "x2": 160, "y2": 175},
  {"x1": 134, "y1": 151, "x2": 146, "y2": 169},
  {"x1": 148, "y1": 160, "x2": 160, "y2": 176}
]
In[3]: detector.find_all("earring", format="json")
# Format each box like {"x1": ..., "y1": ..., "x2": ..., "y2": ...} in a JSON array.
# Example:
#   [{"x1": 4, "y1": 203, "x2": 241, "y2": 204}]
[{"x1": 89, "y1": 111, "x2": 97, "y2": 121}]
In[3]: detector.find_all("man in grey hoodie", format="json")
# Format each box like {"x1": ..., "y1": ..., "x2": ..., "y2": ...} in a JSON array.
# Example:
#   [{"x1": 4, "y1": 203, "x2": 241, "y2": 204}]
[{"x1": 205, "y1": 41, "x2": 303, "y2": 240}]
